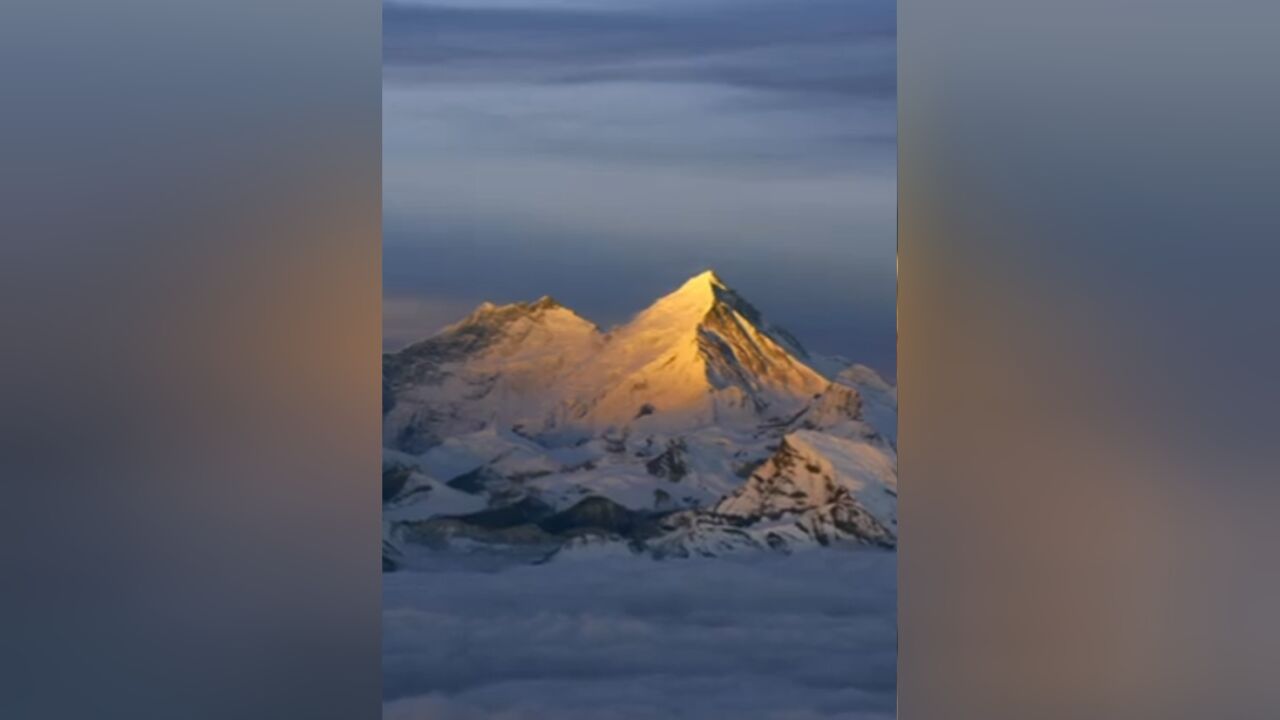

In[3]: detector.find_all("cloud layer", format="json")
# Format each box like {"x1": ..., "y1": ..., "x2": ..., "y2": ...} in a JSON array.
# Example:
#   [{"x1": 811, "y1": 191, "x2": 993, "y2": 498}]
[{"x1": 383, "y1": 551, "x2": 897, "y2": 719}]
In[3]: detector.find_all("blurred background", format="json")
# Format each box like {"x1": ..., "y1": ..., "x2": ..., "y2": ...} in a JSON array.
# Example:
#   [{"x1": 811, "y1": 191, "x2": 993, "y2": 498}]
[
  {"x1": 0, "y1": 1, "x2": 382, "y2": 718},
  {"x1": 2, "y1": 0, "x2": 1279, "y2": 718},
  {"x1": 897, "y1": 1, "x2": 1280, "y2": 717}
]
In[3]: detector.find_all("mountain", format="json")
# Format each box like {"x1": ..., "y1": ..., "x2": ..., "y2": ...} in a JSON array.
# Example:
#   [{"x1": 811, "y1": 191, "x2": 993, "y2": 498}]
[
  {"x1": 382, "y1": 270, "x2": 896, "y2": 564},
  {"x1": 835, "y1": 364, "x2": 898, "y2": 447},
  {"x1": 383, "y1": 296, "x2": 601, "y2": 452},
  {"x1": 384, "y1": 271, "x2": 830, "y2": 451},
  {"x1": 716, "y1": 431, "x2": 896, "y2": 539},
  {"x1": 560, "y1": 270, "x2": 829, "y2": 432}
]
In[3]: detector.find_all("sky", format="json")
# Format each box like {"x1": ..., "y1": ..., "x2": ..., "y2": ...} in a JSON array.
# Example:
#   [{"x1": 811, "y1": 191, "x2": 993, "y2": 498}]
[{"x1": 383, "y1": 0, "x2": 897, "y2": 377}]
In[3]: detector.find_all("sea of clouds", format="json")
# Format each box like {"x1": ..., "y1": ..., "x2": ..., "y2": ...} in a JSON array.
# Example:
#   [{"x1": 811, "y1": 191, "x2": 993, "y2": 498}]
[{"x1": 383, "y1": 550, "x2": 897, "y2": 719}]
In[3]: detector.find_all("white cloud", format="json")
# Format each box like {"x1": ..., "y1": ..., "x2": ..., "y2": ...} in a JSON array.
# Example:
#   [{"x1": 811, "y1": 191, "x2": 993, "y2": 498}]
[{"x1": 384, "y1": 551, "x2": 897, "y2": 719}]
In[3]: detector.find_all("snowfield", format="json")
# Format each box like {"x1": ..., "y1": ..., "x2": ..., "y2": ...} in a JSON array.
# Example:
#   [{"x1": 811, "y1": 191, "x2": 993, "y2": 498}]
[{"x1": 383, "y1": 550, "x2": 897, "y2": 720}]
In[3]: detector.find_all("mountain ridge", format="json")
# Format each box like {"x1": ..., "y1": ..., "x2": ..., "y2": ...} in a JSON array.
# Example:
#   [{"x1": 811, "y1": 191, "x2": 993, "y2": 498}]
[
  {"x1": 384, "y1": 269, "x2": 842, "y2": 449},
  {"x1": 382, "y1": 270, "x2": 896, "y2": 564}
]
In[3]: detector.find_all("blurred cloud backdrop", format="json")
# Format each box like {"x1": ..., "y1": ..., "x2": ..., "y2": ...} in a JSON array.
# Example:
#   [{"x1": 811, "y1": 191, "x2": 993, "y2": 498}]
[{"x1": 383, "y1": 0, "x2": 897, "y2": 376}]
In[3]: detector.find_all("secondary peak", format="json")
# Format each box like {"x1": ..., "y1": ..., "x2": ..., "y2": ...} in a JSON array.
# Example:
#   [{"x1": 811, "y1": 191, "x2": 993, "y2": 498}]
[{"x1": 527, "y1": 295, "x2": 562, "y2": 311}]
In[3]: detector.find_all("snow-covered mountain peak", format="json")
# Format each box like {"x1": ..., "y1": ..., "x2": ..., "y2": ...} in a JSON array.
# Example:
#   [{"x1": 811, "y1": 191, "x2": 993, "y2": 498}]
[
  {"x1": 621, "y1": 270, "x2": 728, "y2": 334},
  {"x1": 639, "y1": 269, "x2": 753, "y2": 312},
  {"x1": 383, "y1": 271, "x2": 891, "y2": 451},
  {"x1": 616, "y1": 270, "x2": 800, "y2": 351},
  {"x1": 451, "y1": 295, "x2": 588, "y2": 331},
  {"x1": 676, "y1": 268, "x2": 730, "y2": 300},
  {"x1": 557, "y1": 271, "x2": 828, "y2": 431},
  {"x1": 383, "y1": 295, "x2": 603, "y2": 451},
  {"x1": 686, "y1": 268, "x2": 726, "y2": 288}
]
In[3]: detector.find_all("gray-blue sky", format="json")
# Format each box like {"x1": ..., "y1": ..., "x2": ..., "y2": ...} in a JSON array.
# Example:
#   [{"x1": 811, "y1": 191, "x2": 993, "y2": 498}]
[{"x1": 384, "y1": 0, "x2": 896, "y2": 377}]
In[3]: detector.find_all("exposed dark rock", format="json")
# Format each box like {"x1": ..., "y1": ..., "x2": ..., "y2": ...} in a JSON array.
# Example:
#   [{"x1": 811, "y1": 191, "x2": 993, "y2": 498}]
[
  {"x1": 382, "y1": 463, "x2": 413, "y2": 503},
  {"x1": 394, "y1": 418, "x2": 447, "y2": 455},
  {"x1": 645, "y1": 438, "x2": 688, "y2": 482},
  {"x1": 507, "y1": 469, "x2": 551, "y2": 481},
  {"x1": 445, "y1": 465, "x2": 506, "y2": 495},
  {"x1": 400, "y1": 517, "x2": 559, "y2": 551},
  {"x1": 382, "y1": 540, "x2": 401, "y2": 572},
  {"x1": 654, "y1": 488, "x2": 673, "y2": 511},
  {"x1": 382, "y1": 376, "x2": 395, "y2": 416},
  {"x1": 452, "y1": 497, "x2": 555, "y2": 529},
  {"x1": 826, "y1": 495, "x2": 897, "y2": 549},
  {"x1": 539, "y1": 496, "x2": 645, "y2": 536},
  {"x1": 604, "y1": 433, "x2": 628, "y2": 454}
]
